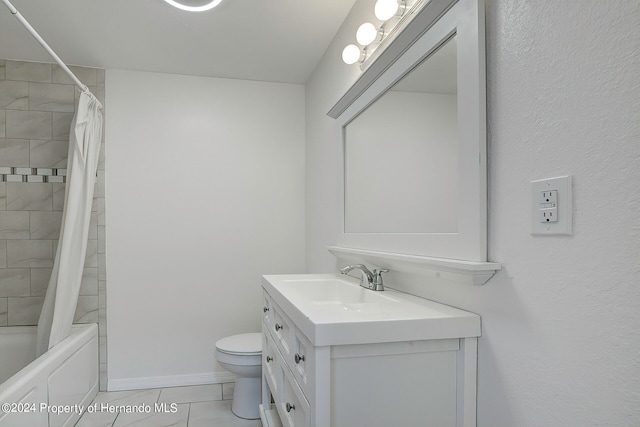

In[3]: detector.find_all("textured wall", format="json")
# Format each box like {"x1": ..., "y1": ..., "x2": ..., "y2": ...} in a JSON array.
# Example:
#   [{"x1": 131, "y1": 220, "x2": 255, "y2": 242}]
[
  {"x1": 0, "y1": 59, "x2": 108, "y2": 390},
  {"x1": 479, "y1": 1, "x2": 639, "y2": 424},
  {"x1": 305, "y1": 0, "x2": 640, "y2": 425}
]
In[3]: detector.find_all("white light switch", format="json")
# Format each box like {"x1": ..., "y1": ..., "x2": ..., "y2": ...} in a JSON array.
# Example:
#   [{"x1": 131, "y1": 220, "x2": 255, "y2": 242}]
[{"x1": 531, "y1": 176, "x2": 572, "y2": 235}]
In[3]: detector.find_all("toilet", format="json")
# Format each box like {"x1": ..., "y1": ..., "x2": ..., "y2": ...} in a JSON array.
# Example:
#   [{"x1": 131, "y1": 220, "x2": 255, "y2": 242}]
[{"x1": 215, "y1": 333, "x2": 262, "y2": 419}]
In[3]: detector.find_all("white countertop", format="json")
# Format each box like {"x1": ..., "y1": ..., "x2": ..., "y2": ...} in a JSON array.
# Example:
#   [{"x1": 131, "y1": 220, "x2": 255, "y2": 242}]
[{"x1": 262, "y1": 274, "x2": 481, "y2": 346}]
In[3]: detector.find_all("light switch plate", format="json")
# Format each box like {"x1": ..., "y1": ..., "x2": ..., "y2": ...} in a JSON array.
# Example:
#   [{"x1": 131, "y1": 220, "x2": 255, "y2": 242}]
[{"x1": 531, "y1": 175, "x2": 572, "y2": 235}]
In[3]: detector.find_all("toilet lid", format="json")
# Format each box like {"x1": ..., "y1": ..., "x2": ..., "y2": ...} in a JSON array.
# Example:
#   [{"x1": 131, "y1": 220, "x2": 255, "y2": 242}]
[{"x1": 215, "y1": 333, "x2": 262, "y2": 355}]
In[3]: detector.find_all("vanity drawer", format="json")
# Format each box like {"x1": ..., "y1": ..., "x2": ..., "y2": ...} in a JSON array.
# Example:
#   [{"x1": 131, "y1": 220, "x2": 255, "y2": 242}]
[
  {"x1": 262, "y1": 292, "x2": 273, "y2": 327},
  {"x1": 262, "y1": 330, "x2": 282, "y2": 398},
  {"x1": 291, "y1": 327, "x2": 314, "y2": 399},
  {"x1": 271, "y1": 301, "x2": 294, "y2": 360},
  {"x1": 281, "y1": 364, "x2": 311, "y2": 427}
]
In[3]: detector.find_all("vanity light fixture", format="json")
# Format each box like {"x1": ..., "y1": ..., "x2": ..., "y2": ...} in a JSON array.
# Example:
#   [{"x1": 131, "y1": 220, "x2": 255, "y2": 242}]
[
  {"x1": 356, "y1": 22, "x2": 379, "y2": 46},
  {"x1": 342, "y1": 0, "x2": 406, "y2": 65},
  {"x1": 162, "y1": 0, "x2": 223, "y2": 12},
  {"x1": 342, "y1": 44, "x2": 363, "y2": 65},
  {"x1": 375, "y1": 0, "x2": 404, "y2": 21}
]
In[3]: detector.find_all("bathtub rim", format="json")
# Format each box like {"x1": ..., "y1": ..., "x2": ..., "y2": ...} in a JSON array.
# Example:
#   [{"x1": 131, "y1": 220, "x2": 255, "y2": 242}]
[{"x1": 0, "y1": 323, "x2": 99, "y2": 397}]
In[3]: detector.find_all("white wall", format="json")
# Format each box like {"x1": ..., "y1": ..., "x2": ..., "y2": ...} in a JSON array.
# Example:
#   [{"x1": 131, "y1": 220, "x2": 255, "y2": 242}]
[
  {"x1": 306, "y1": 0, "x2": 640, "y2": 426},
  {"x1": 105, "y1": 69, "x2": 306, "y2": 388}
]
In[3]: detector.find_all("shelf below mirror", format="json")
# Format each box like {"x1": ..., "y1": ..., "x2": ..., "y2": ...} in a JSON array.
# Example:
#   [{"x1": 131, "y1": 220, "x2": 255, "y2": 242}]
[{"x1": 328, "y1": 246, "x2": 501, "y2": 286}]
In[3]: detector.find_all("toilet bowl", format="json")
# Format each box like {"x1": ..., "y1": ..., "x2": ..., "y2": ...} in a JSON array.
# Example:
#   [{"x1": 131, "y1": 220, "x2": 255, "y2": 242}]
[{"x1": 215, "y1": 333, "x2": 262, "y2": 419}]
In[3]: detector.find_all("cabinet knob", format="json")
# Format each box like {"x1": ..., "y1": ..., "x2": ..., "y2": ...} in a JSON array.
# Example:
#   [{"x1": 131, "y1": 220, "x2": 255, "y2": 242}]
[
  {"x1": 266, "y1": 356, "x2": 273, "y2": 363},
  {"x1": 286, "y1": 402, "x2": 295, "y2": 413},
  {"x1": 275, "y1": 324, "x2": 283, "y2": 331},
  {"x1": 294, "y1": 353, "x2": 305, "y2": 364},
  {"x1": 263, "y1": 306, "x2": 269, "y2": 313}
]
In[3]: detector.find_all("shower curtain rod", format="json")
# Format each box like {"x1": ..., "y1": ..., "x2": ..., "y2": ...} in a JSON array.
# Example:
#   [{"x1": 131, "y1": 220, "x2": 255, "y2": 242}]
[{"x1": 2, "y1": 0, "x2": 99, "y2": 103}]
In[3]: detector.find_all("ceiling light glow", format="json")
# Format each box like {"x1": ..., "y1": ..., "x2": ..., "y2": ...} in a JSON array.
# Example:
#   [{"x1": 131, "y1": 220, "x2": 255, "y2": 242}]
[{"x1": 162, "y1": 0, "x2": 223, "y2": 12}]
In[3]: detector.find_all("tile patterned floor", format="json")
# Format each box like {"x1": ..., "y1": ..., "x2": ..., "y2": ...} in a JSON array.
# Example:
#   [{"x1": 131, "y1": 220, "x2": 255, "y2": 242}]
[{"x1": 75, "y1": 383, "x2": 262, "y2": 427}]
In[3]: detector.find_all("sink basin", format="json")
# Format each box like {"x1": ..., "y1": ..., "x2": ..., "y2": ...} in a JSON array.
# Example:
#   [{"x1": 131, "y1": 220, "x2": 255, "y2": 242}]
[
  {"x1": 262, "y1": 274, "x2": 481, "y2": 346},
  {"x1": 279, "y1": 277, "x2": 398, "y2": 304}
]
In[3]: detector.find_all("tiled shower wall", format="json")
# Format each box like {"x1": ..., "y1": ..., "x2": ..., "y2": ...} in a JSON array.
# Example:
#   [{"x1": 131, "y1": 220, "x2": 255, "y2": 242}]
[{"x1": 0, "y1": 59, "x2": 108, "y2": 390}]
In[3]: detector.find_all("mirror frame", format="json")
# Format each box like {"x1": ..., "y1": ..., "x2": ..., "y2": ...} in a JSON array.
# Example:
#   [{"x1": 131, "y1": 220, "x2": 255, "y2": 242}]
[{"x1": 329, "y1": 0, "x2": 487, "y2": 262}]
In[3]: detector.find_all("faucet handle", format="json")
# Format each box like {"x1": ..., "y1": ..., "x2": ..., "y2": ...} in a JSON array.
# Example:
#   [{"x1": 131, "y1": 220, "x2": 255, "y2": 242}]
[{"x1": 372, "y1": 269, "x2": 389, "y2": 291}]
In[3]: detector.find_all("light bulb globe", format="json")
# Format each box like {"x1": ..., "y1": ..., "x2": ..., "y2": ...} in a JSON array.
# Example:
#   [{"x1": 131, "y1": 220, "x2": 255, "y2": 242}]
[
  {"x1": 356, "y1": 22, "x2": 377, "y2": 46},
  {"x1": 342, "y1": 45, "x2": 361, "y2": 65},
  {"x1": 374, "y1": 0, "x2": 399, "y2": 21}
]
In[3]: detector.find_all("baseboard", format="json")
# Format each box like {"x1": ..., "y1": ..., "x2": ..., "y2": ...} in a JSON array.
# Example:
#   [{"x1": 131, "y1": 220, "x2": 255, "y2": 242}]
[{"x1": 107, "y1": 371, "x2": 236, "y2": 391}]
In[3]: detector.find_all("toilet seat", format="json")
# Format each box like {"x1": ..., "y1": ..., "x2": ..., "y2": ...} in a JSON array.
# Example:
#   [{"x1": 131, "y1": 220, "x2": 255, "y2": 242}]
[{"x1": 215, "y1": 333, "x2": 262, "y2": 356}]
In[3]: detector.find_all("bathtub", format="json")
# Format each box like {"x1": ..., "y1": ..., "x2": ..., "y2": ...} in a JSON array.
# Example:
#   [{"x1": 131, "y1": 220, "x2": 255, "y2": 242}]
[{"x1": 0, "y1": 323, "x2": 98, "y2": 427}]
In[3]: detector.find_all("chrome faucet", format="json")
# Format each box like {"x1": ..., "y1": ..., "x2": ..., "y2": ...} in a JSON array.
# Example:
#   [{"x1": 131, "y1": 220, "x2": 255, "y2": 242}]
[{"x1": 340, "y1": 264, "x2": 389, "y2": 291}]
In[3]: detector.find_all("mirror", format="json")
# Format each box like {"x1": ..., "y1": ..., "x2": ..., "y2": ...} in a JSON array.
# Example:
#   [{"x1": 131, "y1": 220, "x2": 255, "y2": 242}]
[
  {"x1": 344, "y1": 36, "x2": 458, "y2": 233},
  {"x1": 329, "y1": 0, "x2": 486, "y2": 261}
]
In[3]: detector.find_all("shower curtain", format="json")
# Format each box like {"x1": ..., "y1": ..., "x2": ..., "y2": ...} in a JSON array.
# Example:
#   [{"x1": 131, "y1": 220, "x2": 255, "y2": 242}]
[{"x1": 36, "y1": 91, "x2": 103, "y2": 357}]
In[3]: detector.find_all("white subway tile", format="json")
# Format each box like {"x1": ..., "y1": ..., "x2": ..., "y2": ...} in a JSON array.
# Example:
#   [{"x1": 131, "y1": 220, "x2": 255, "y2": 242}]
[
  {"x1": 0, "y1": 110, "x2": 5, "y2": 138},
  {"x1": 6, "y1": 182, "x2": 53, "y2": 210},
  {"x1": 30, "y1": 268, "x2": 52, "y2": 296},
  {"x1": 74, "y1": 296, "x2": 98, "y2": 323},
  {"x1": 98, "y1": 226, "x2": 106, "y2": 253},
  {"x1": 29, "y1": 211, "x2": 62, "y2": 239},
  {"x1": 52, "y1": 183, "x2": 65, "y2": 211},
  {"x1": 31, "y1": 140, "x2": 68, "y2": 168},
  {"x1": 0, "y1": 139, "x2": 30, "y2": 167},
  {"x1": 0, "y1": 211, "x2": 29, "y2": 239},
  {"x1": 0, "y1": 269, "x2": 30, "y2": 297},
  {"x1": 6, "y1": 110, "x2": 52, "y2": 139},
  {"x1": 6, "y1": 61, "x2": 51, "y2": 82},
  {"x1": 0, "y1": 298, "x2": 7, "y2": 326},
  {"x1": 7, "y1": 297, "x2": 44, "y2": 326},
  {"x1": 0, "y1": 183, "x2": 5, "y2": 210},
  {"x1": 85, "y1": 239, "x2": 98, "y2": 268},
  {"x1": 52, "y1": 65, "x2": 97, "y2": 87},
  {"x1": 28, "y1": 83, "x2": 75, "y2": 113},
  {"x1": 52, "y1": 112, "x2": 73, "y2": 141},
  {"x1": 0, "y1": 240, "x2": 6, "y2": 268},
  {"x1": 6, "y1": 240, "x2": 53, "y2": 268},
  {"x1": 36, "y1": 168, "x2": 53, "y2": 176},
  {"x1": 0, "y1": 80, "x2": 29, "y2": 110},
  {"x1": 98, "y1": 253, "x2": 106, "y2": 280},
  {"x1": 80, "y1": 268, "x2": 98, "y2": 296},
  {"x1": 88, "y1": 212, "x2": 98, "y2": 240}
]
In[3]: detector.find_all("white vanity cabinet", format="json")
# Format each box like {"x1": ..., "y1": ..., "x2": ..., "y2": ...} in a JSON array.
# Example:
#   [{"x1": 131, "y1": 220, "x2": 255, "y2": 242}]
[{"x1": 259, "y1": 274, "x2": 481, "y2": 427}]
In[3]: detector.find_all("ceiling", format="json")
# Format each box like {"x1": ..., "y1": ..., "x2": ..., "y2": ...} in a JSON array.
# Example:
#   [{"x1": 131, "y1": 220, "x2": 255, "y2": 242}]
[{"x1": 0, "y1": 0, "x2": 357, "y2": 84}]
